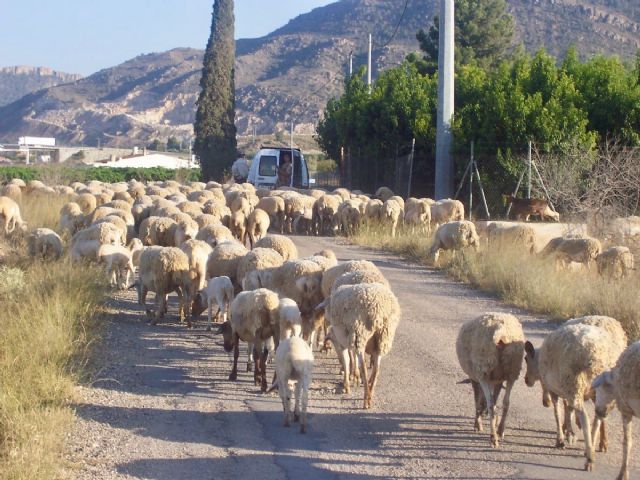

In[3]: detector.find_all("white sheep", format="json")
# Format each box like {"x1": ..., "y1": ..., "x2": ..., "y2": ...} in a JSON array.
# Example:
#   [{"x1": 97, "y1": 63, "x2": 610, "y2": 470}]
[
  {"x1": 591, "y1": 341, "x2": 640, "y2": 480},
  {"x1": 278, "y1": 297, "x2": 302, "y2": 340},
  {"x1": 553, "y1": 237, "x2": 602, "y2": 270},
  {"x1": 269, "y1": 336, "x2": 314, "y2": 434},
  {"x1": 236, "y1": 247, "x2": 284, "y2": 287},
  {"x1": 404, "y1": 199, "x2": 431, "y2": 235},
  {"x1": 317, "y1": 282, "x2": 400, "y2": 409},
  {"x1": 0, "y1": 196, "x2": 27, "y2": 235},
  {"x1": 138, "y1": 246, "x2": 191, "y2": 324},
  {"x1": 71, "y1": 223, "x2": 123, "y2": 261},
  {"x1": 191, "y1": 275, "x2": 235, "y2": 331},
  {"x1": 256, "y1": 196, "x2": 286, "y2": 233},
  {"x1": 596, "y1": 246, "x2": 634, "y2": 280},
  {"x1": 27, "y1": 228, "x2": 63, "y2": 260},
  {"x1": 524, "y1": 318, "x2": 627, "y2": 472},
  {"x1": 382, "y1": 198, "x2": 403, "y2": 238},
  {"x1": 430, "y1": 198, "x2": 464, "y2": 229},
  {"x1": 180, "y1": 239, "x2": 213, "y2": 327},
  {"x1": 428, "y1": 220, "x2": 480, "y2": 264},
  {"x1": 206, "y1": 240, "x2": 248, "y2": 292},
  {"x1": 229, "y1": 210, "x2": 247, "y2": 244},
  {"x1": 97, "y1": 244, "x2": 135, "y2": 289},
  {"x1": 217, "y1": 288, "x2": 280, "y2": 392},
  {"x1": 246, "y1": 208, "x2": 270, "y2": 247},
  {"x1": 254, "y1": 234, "x2": 298, "y2": 261},
  {"x1": 59, "y1": 202, "x2": 86, "y2": 236},
  {"x1": 128, "y1": 238, "x2": 144, "y2": 267},
  {"x1": 313, "y1": 194, "x2": 341, "y2": 235},
  {"x1": 487, "y1": 223, "x2": 537, "y2": 254},
  {"x1": 374, "y1": 186, "x2": 394, "y2": 202},
  {"x1": 321, "y1": 260, "x2": 382, "y2": 299},
  {"x1": 456, "y1": 313, "x2": 525, "y2": 448}
]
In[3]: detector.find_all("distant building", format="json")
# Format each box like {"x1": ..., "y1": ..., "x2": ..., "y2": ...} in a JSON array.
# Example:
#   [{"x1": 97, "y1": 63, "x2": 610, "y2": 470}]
[{"x1": 93, "y1": 152, "x2": 196, "y2": 170}]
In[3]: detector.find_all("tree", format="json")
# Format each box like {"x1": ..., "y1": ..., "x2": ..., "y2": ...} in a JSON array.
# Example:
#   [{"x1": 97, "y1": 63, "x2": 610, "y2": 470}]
[
  {"x1": 194, "y1": 0, "x2": 237, "y2": 181},
  {"x1": 412, "y1": 0, "x2": 514, "y2": 74},
  {"x1": 167, "y1": 136, "x2": 181, "y2": 151},
  {"x1": 147, "y1": 139, "x2": 166, "y2": 152}
]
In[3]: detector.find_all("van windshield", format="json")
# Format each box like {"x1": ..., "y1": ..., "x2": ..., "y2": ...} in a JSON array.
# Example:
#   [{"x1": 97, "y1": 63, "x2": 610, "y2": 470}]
[{"x1": 258, "y1": 156, "x2": 278, "y2": 176}]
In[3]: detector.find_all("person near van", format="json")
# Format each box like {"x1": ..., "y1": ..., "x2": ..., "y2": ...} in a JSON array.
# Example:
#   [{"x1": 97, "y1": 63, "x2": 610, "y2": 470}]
[
  {"x1": 232, "y1": 156, "x2": 250, "y2": 183},
  {"x1": 276, "y1": 153, "x2": 292, "y2": 187}
]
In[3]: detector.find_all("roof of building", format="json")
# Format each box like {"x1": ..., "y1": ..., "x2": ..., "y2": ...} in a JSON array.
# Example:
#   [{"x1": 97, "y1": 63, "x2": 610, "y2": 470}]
[{"x1": 93, "y1": 153, "x2": 197, "y2": 170}]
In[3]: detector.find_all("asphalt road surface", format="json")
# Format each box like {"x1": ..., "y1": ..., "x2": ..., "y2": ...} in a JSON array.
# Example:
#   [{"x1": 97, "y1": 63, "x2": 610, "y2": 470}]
[{"x1": 66, "y1": 235, "x2": 638, "y2": 479}]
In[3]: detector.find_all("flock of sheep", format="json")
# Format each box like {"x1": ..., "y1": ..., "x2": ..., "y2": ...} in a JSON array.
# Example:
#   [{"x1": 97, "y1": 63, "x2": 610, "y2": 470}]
[{"x1": 0, "y1": 177, "x2": 638, "y2": 478}]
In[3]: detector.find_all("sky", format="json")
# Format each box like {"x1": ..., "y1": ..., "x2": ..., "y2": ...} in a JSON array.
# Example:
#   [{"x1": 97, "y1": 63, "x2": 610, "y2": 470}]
[{"x1": 0, "y1": 0, "x2": 334, "y2": 76}]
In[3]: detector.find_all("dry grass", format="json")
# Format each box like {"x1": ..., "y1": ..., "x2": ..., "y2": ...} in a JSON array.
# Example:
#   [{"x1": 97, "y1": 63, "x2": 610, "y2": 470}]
[
  {"x1": 0, "y1": 198, "x2": 106, "y2": 480},
  {"x1": 352, "y1": 223, "x2": 640, "y2": 340}
]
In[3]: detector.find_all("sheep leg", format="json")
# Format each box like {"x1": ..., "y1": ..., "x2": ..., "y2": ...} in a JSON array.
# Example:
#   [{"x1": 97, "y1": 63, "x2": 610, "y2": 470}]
[
  {"x1": 151, "y1": 291, "x2": 165, "y2": 325},
  {"x1": 358, "y1": 351, "x2": 372, "y2": 409},
  {"x1": 260, "y1": 346, "x2": 268, "y2": 393},
  {"x1": 293, "y1": 380, "x2": 302, "y2": 423},
  {"x1": 229, "y1": 335, "x2": 239, "y2": 381},
  {"x1": 479, "y1": 381, "x2": 499, "y2": 448},
  {"x1": 247, "y1": 343, "x2": 254, "y2": 372},
  {"x1": 340, "y1": 348, "x2": 350, "y2": 394},
  {"x1": 280, "y1": 378, "x2": 292, "y2": 428},
  {"x1": 563, "y1": 401, "x2": 576, "y2": 445},
  {"x1": 599, "y1": 419, "x2": 607, "y2": 453},
  {"x1": 368, "y1": 353, "x2": 382, "y2": 402},
  {"x1": 206, "y1": 300, "x2": 213, "y2": 332},
  {"x1": 471, "y1": 380, "x2": 485, "y2": 432},
  {"x1": 253, "y1": 344, "x2": 261, "y2": 386},
  {"x1": 576, "y1": 406, "x2": 594, "y2": 471},
  {"x1": 497, "y1": 381, "x2": 514, "y2": 440},
  {"x1": 551, "y1": 394, "x2": 566, "y2": 448},
  {"x1": 300, "y1": 377, "x2": 309, "y2": 434},
  {"x1": 617, "y1": 412, "x2": 632, "y2": 480}
]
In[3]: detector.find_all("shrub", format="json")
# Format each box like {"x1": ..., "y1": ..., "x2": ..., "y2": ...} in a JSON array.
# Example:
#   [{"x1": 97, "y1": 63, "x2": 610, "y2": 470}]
[{"x1": 0, "y1": 166, "x2": 201, "y2": 184}]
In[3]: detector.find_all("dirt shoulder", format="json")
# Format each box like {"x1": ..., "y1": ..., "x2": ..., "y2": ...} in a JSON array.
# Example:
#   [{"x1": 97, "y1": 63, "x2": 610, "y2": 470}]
[{"x1": 66, "y1": 235, "x2": 636, "y2": 479}]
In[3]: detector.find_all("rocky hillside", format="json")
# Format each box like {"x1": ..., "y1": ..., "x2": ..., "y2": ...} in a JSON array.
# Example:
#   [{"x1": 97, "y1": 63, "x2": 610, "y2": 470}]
[
  {"x1": 0, "y1": 66, "x2": 82, "y2": 107},
  {"x1": 0, "y1": 0, "x2": 638, "y2": 147}
]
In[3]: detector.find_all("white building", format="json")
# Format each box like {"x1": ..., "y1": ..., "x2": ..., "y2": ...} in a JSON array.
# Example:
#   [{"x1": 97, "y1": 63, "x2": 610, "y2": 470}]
[{"x1": 93, "y1": 153, "x2": 197, "y2": 170}]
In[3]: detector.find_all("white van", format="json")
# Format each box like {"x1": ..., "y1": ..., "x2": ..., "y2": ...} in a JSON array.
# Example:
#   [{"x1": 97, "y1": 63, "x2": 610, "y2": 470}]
[{"x1": 247, "y1": 147, "x2": 311, "y2": 189}]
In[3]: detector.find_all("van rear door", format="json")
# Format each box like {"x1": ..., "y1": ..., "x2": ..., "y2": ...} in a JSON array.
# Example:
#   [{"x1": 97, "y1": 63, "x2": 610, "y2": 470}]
[{"x1": 256, "y1": 155, "x2": 278, "y2": 187}]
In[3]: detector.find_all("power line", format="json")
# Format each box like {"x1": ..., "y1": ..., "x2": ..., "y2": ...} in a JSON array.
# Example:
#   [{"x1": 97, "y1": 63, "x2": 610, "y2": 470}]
[{"x1": 378, "y1": 0, "x2": 411, "y2": 50}]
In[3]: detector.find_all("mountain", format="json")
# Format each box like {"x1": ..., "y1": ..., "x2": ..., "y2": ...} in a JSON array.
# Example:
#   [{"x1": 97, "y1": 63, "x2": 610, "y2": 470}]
[
  {"x1": 0, "y1": 66, "x2": 82, "y2": 107},
  {"x1": 0, "y1": 0, "x2": 638, "y2": 147}
]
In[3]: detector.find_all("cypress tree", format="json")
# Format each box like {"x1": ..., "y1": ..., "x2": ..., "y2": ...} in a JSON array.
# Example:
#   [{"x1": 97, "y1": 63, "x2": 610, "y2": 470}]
[
  {"x1": 194, "y1": 0, "x2": 237, "y2": 181},
  {"x1": 412, "y1": 0, "x2": 514, "y2": 74}
]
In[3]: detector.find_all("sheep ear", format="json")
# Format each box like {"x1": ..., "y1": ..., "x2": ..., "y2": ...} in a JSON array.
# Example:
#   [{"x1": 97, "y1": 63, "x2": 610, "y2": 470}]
[
  {"x1": 215, "y1": 323, "x2": 226, "y2": 335},
  {"x1": 592, "y1": 371, "x2": 612, "y2": 389},
  {"x1": 524, "y1": 341, "x2": 535, "y2": 357}
]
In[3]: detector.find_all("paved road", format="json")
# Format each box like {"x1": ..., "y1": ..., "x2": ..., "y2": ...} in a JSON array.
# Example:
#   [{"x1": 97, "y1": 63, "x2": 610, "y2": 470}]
[{"x1": 67, "y1": 235, "x2": 637, "y2": 479}]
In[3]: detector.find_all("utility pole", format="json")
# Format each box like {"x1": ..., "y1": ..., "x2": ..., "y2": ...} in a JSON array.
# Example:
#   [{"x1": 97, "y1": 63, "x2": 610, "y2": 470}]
[
  {"x1": 527, "y1": 140, "x2": 532, "y2": 199},
  {"x1": 435, "y1": 0, "x2": 455, "y2": 199},
  {"x1": 367, "y1": 34, "x2": 372, "y2": 91}
]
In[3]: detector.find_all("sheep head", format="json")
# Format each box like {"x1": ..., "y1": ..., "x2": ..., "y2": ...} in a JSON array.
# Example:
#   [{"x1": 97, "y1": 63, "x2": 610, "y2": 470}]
[
  {"x1": 216, "y1": 321, "x2": 235, "y2": 352},
  {"x1": 523, "y1": 341, "x2": 540, "y2": 387},
  {"x1": 592, "y1": 370, "x2": 617, "y2": 419}
]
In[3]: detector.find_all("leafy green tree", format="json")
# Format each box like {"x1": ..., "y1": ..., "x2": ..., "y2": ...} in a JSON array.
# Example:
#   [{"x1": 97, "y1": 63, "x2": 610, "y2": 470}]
[
  {"x1": 412, "y1": 0, "x2": 514, "y2": 74},
  {"x1": 147, "y1": 139, "x2": 166, "y2": 152},
  {"x1": 167, "y1": 136, "x2": 181, "y2": 151},
  {"x1": 194, "y1": 0, "x2": 237, "y2": 181}
]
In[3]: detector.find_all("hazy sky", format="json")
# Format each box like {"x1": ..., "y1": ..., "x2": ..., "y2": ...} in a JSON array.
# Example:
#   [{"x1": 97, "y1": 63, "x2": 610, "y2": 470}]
[{"x1": 0, "y1": 0, "x2": 335, "y2": 76}]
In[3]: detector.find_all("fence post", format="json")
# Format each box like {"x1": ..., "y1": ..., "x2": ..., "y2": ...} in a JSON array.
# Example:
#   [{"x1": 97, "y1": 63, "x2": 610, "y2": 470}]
[
  {"x1": 469, "y1": 141, "x2": 474, "y2": 220},
  {"x1": 527, "y1": 140, "x2": 532, "y2": 199},
  {"x1": 407, "y1": 138, "x2": 415, "y2": 198}
]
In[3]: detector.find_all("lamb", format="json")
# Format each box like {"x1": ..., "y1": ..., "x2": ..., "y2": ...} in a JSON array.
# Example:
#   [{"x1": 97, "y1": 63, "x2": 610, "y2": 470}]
[
  {"x1": 524, "y1": 318, "x2": 627, "y2": 471},
  {"x1": 138, "y1": 246, "x2": 192, "y2": 324},
  {"x1": 596, "y1": 246, "x2": 634, "y2": 280},
  {"x1": 246, "y1": 208, "x2": 270, "y2": 247},
  {"x1": 382, "y1": 198, "x2": 403, "y2": 238},
  {"x1": 430, "y1": 199, "x2": 464, "y2": 228},
  {"x1": 277, "y1": 297, "x2": 302, "y2": 340},
  {"x1": 191, "y1": 275, "x2": 235, "y2": 331},
  {"x1": 487, "y1": 223, "x2": 537, "y2": 254},
  {"x1": 456, "y1": 313, "x2": 525, "y2": 448},
  {"x1": 254, "y1": 234, "x2": 298, "y2": 261},
  {"x1": 591, "y1": 341, "x2": 640, "y2": 480},
  {"x1": 317, "y1": 282, "x2": 400, "y2": 409},
  {"x1": 271, "y1": 336, "x2": 314, "y2": 433},
  {"x1": 97, "y1": 244, "x2": 135, "y2": 289},
  {"x1": 256, "y1": 196, "x2": 286, "y2": 233},
  {"x1": 0, "y1": 196, "x2": 27, "y2": 235},
  {"x1": 27, "y1": 228, "x2": 63, "y2": 260},
  {"x1": 217, "y1": 288, "x2": 280, "y2": 392},
  {"x1": 428, "y1": 220, "x2": 480, "y2": 264}
]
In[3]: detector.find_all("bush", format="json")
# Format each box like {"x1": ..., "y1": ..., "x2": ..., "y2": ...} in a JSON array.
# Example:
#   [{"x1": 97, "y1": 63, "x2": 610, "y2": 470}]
[{"x1": 0, "y1": 166, "x2": 201, "y2": 184}]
